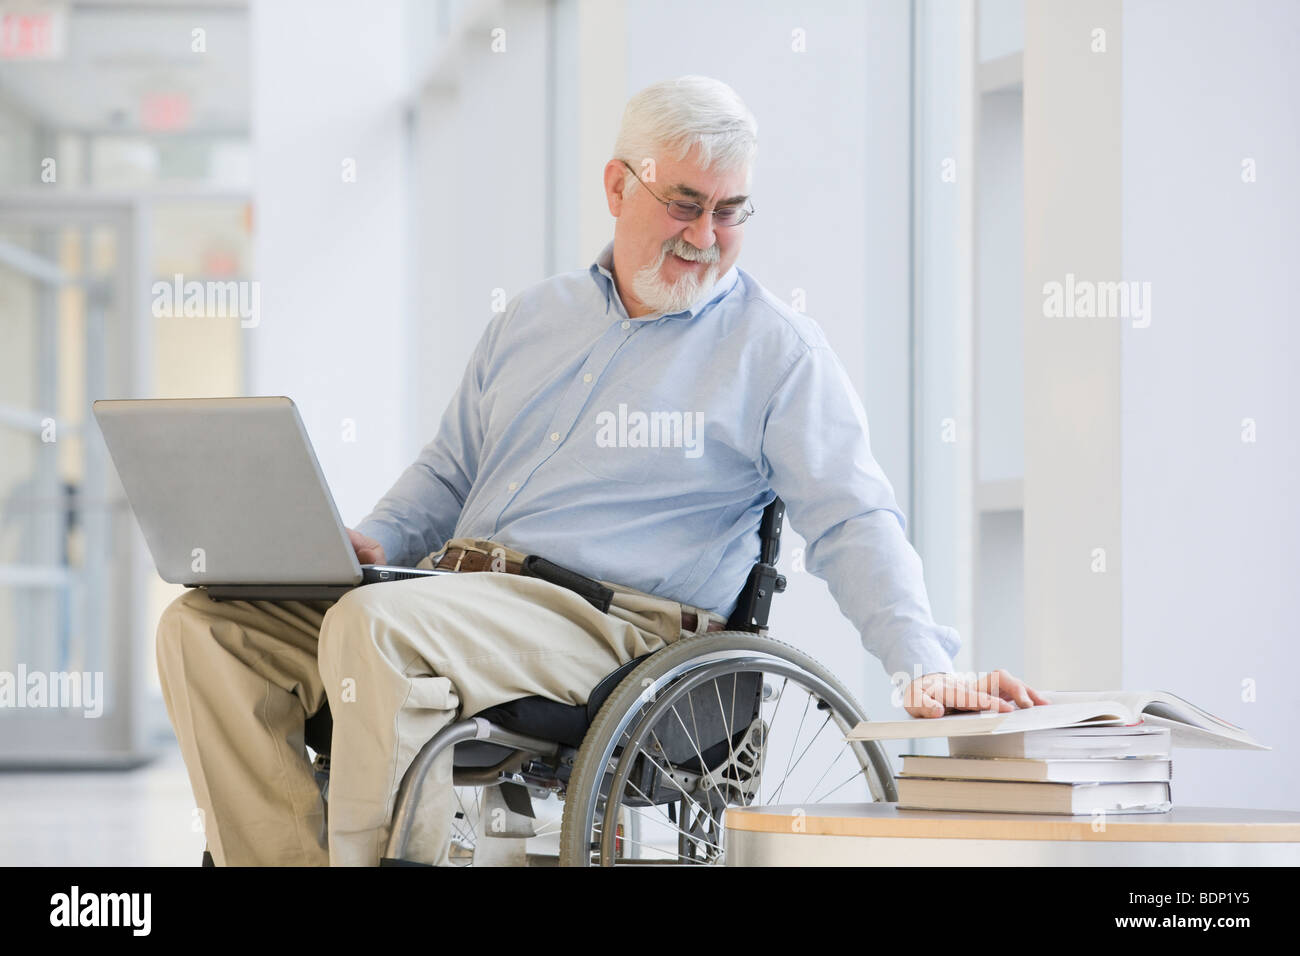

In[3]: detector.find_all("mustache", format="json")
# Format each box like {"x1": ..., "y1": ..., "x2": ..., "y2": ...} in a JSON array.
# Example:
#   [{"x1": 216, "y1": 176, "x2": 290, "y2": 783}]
[{"x1": 657, "y1": 237, "x2": 720, "y2": 265}]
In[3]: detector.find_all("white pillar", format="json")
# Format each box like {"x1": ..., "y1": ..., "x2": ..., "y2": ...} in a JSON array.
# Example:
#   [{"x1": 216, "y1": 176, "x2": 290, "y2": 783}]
[
  {"x1": 248, "y1": 0, "x2": 409, "y2": 525},
  {"x1": 1022, "y1": 0, "x2": 1123, "y2": 690}
]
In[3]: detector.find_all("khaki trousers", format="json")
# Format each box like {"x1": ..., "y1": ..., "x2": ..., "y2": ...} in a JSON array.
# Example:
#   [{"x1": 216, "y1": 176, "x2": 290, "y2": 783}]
[{"x1": 155, "y1": 536, "x2": 726, "y2": 866}]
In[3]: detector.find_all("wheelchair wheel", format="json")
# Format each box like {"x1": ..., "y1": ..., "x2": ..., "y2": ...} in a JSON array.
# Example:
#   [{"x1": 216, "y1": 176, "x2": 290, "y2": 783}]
[{"x1": 557, "y1": 631, "x2": 897, "y2": 866}]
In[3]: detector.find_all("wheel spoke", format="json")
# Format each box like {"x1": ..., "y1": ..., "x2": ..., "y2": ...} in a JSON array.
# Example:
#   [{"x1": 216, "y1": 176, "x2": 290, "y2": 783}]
[
  {"x1": 619, "y1": 776, "x2": 723, "y2": 858},
  {"x1": 759, "y1": 676, "x2": 789, "y2": 807},
  {"x1": 711, "y1": 677, "x2": 741, "y2": 802},
  {"x1": 592, "y1": 816, "x2": 715, "y2": 864},
  {"x1": 803, "y1": 743, "x2": 848, "y2": 805},
  {"x1": 810, "y1": 766, "x2": 869, "y2": 804},
  {"x1": 449, "y1": 787, "x2": 478, "y2": 864},
  {"x1": 686, "y1": 691, "x2": 706, "y2": 773},
  {"x1": 669, "y1": 701, "x2": 715, "y2": 784},
  {"x1": 768, "y1": 711, "x2": 833, "y2": 805},
  {"x1": 768, "y1": 693, "x2": 813, "y2": 805},
  {"x1": 643, "y1": 727, "x2": 724, "y2": 829}
]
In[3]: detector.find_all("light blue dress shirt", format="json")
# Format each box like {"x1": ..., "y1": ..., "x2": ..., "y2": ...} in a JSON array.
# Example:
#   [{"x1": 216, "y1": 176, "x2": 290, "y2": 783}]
[{"x1": 356, "y1": 240, "x2": 960, "y2": 680}]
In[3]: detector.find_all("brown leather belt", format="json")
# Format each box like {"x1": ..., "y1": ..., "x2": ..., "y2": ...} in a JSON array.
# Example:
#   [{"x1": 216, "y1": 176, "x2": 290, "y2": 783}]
[
  {"x1": 433, "y1": 546, "x2": 726, "y2": 634},
  {"x1": 433, "y1": 546, "x2": 526, "y2": 576}
]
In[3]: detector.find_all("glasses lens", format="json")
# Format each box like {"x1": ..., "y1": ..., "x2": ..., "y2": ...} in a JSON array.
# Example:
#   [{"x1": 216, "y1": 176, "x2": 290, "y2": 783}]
[
  {"x1": 715, "y1": 206, "x2": 753, "y2": 226},
  {"x1": 667, "y1": 201, "x2": 702, "y2": 221}
]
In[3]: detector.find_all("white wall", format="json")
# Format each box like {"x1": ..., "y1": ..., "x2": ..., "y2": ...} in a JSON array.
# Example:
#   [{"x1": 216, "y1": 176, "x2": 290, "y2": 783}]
[
  {"x1": 1022, "y1": 0, "x2": 1124, "y2": 691},
  {"x1": 1121, "y1": 0, "x2": 1300, "y2": 810},
  {"x1": 407, "y1": 0, "x2": 552, "y2": 450},
  {"x1": 572, "y1": 0, "x2": 626, "y2": 266},
  {"x1": 248, "y1": 0, "x2": 410, "y2": 526},
  {"x1": 976, "y1": 90, "x2": 1023, "y2": 486},
  {"x1": 914, "y1": 0, "x2": 974, "y2": 677}
]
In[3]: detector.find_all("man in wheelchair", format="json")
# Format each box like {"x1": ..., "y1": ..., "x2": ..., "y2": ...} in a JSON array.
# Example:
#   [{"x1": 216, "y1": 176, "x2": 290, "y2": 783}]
[{"x1": 156, "y1": 75, "x2": 1046, "y2": 867}]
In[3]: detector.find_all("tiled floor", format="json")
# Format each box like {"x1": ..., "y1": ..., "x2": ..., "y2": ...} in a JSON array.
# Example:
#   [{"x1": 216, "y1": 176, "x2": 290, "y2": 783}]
[{"x1": 0, "y1": 743, "x2": 206, "y2": 866}]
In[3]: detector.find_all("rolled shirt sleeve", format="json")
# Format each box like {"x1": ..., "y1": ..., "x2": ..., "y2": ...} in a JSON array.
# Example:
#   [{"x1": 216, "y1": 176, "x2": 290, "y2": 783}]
[
  {"x1": 354, "y1": 311, "x2": 502, "y2": 567},
  {"x1": 758, "y1": 343, "x2": 961, "y2": 682}
]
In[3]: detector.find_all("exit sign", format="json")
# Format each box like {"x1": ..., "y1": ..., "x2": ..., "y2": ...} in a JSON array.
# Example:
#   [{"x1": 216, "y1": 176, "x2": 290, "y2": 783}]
[{"x1": 0, "y1": 6, "x2": 67, "y2": 60}]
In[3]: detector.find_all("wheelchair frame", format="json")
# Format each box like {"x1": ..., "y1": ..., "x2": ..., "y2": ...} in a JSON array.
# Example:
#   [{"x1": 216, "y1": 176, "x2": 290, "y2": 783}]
[{"x1": 299, "y1": 495, "x2": 898, "y2": 865}]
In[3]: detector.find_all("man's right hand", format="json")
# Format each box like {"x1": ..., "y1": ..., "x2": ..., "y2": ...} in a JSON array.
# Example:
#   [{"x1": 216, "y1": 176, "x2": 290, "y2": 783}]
[
  {"x1": 902, "y1": 669, "x2": 1048, "y2": 718},
  {"x1": 347, "y1": 528, "x2": 387, "y2": 565}
]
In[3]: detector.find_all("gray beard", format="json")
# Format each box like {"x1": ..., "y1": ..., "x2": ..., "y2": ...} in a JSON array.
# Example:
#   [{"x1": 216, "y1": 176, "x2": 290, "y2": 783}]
[{"x1": 631, "y1": 247, "x2": 721, "y2": 315}]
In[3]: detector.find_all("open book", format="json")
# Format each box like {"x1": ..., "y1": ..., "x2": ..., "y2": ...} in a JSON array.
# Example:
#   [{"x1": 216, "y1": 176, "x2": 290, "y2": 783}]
[{"x1": 845, "y1": 689, "x2": 1268, "y2": 750}]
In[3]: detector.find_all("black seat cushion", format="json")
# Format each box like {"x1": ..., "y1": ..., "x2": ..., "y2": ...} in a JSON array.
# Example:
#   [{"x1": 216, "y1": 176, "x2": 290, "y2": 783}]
[
  {"x1": 473, "y1": 696, "x2": 590, "y2": 749},
  {"x1": 304, "y1": 653, "x2": 658, "y2": 757},
  {"x1": 469, "y1": 652, "x2": 654, "y2": 748}
]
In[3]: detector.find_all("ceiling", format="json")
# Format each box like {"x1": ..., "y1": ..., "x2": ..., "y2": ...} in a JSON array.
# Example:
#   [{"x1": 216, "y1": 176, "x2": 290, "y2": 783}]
[{"x1": 0, "y1": 1, "x2": 249, "y2": 135}]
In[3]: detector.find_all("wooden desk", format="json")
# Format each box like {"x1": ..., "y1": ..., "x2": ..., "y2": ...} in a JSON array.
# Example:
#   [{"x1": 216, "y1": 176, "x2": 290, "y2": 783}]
[{"x1": 724, "y1": 803, "x2": 1300, "y2": 865}]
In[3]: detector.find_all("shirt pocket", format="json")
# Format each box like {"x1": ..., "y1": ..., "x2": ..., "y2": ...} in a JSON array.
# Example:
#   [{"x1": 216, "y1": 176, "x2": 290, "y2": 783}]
[{"x1": 568, "y1": 385, "x2": 706, "y2": 485}]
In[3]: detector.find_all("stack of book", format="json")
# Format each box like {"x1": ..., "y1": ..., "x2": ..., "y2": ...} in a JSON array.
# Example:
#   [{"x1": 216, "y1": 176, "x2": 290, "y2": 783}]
[
  {"x1": 899, "y1": 724, "x2": 1173, "y2": 814},
  {"x1": 845, "y1": 690, "x2": 1268, "y2": 815}
]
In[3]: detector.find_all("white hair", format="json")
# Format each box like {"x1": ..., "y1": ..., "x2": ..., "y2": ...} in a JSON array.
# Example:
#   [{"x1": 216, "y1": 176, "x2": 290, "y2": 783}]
[{"x1": 613, "y1": 75, "x2": 758, "y2": 194}]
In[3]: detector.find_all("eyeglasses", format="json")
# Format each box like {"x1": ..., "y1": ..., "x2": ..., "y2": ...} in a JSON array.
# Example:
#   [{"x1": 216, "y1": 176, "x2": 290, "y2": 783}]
[{"x1": 620, "y1": 159, "x2": 755, "y2": 227}]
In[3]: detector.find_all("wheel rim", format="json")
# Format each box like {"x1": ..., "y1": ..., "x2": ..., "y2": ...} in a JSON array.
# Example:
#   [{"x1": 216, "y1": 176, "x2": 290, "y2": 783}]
[{"x1": 577, "y1": 649, "x2": 887, "y2": 865}]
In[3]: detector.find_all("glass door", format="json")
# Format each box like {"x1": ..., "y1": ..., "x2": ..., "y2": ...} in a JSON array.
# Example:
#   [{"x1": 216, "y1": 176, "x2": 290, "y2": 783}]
[{"x1": 0, "y1": 196, "x2": 147, "y2": 766}]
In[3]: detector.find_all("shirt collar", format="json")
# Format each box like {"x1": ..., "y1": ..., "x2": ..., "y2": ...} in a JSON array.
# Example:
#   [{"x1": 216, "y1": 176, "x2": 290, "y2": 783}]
[{"x1": 589, "y1": 239, "x2": 740, "y2": 322}]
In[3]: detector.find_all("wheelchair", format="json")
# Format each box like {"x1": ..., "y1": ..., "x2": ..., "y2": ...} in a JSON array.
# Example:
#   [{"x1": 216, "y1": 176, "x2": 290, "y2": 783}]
[{"x1": 301, "y1": 496, "x2": 899, "y2": 866}]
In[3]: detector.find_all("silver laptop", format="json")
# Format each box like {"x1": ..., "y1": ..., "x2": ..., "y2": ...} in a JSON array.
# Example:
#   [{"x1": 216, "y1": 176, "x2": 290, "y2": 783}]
[{"x1": 92, "y1": 396, "x2": 446, "y2": 601}]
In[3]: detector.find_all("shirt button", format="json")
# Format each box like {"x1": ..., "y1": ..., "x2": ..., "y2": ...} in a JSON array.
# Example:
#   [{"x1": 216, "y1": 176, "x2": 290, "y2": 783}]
[
  {"x1": 550, "y1": 432, "x2": 559, "y2": 441},
  {"x1": 508, "y1": 481, "x2": 518, "y2": 491},
  {"x1": 621, "y1": 320, "x2": 630, "y2": 330},
  {"x1": 583, "y1": 373, "x2": 592, "y2": 383}
]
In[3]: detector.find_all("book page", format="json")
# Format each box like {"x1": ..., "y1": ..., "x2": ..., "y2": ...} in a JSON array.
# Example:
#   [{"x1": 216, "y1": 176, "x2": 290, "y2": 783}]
[
  {"x1": 845, "y1": 700, "x2": 1128, "y2": 741},
  {"x1": 1040, "y1": 690, "x2": 1260, "y2": 743},
  {"x1": 1139, "y1": 714, "x2": 1269, "y2": 750},
  {"x1": 1035, "y1": 689, "x2": 1150, "y2": 713},
  {"x1": 1140, "y1": 694, "x2": 1248, "y2": 732}
]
